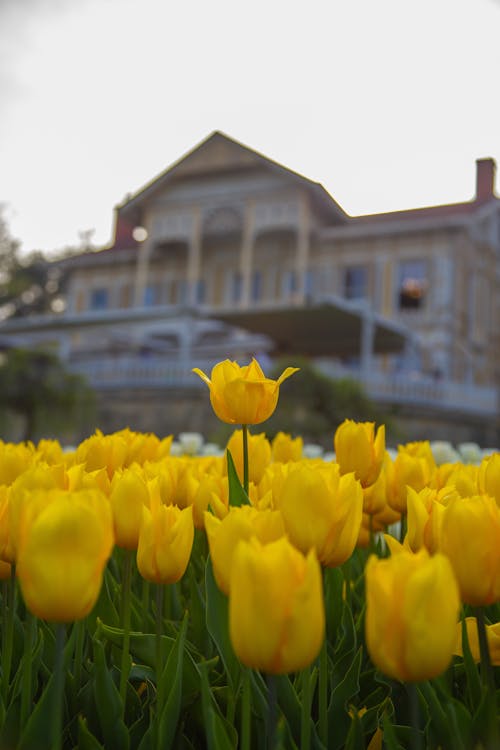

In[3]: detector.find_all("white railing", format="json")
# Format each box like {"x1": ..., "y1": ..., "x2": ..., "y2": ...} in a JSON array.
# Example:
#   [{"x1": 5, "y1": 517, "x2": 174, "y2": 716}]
[{"x1": 70, "y1": 356, "x2": 499, "y2": 417}]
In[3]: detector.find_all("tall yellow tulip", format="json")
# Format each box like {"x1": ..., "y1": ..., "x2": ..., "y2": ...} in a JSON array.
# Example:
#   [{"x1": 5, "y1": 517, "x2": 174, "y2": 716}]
[
  {"x1": 229, "y1": 536, "x2": 325, "y2": 674},
  {"x1": 192, "y1": 358, "x2": 299, "y2": 425},
  {"x1": 365, "y1": 549, "x2": 460, "y2": 682}
]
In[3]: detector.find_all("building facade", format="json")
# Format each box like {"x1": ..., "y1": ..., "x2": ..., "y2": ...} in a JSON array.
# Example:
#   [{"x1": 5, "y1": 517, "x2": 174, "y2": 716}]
[{"x1": 1, "y1": 132, "x2": 499, "y2": 442}]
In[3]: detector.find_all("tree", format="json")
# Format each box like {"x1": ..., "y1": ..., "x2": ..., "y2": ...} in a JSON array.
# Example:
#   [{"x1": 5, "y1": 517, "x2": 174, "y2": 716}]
[
  {"x1": 264, "y1": 357, "x2": 394, "y2": 446},
  {"x1": 0, "y1": 348, "x2": 95, "y2": 442}
]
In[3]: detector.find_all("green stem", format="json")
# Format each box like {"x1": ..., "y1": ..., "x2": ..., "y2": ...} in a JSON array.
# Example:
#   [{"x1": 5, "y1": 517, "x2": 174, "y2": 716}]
[
  {"x1": 407, "y1": 682, "x2": 422, "y2": 750},
  {"x1": 300, "y1": 666, "x2": 311, "y2": 750},
  {"x1": 474, "y1": 607, "x2": 500, "y2": 749},
  {"x1": 73, "y1": 619, "x2": 85, "y2": 696},
  {"x1": 52, "y1": 623, "x2": 66, "y2": 750},
  {"x1": 318, "y1": 635, "x2": 328, "y2": 747},
  {"x1": 155, "y1": 584, "x2": 165, "y2": 749},
  {"x1": 399, "y1": 513, "x2": 407, "y2": 544},
  {"x1": 1, "y1": 565, "x2": 16, "y2": 703},
  {"x1": 119, "y1": 550, "x2": 133, "y2": 713},
  {"x1": 266, "y1": 673, "x2": 277, "y2": 750},
  {"x1": 20, "y1": 610, "x2": 37, "y2": 728},
  {"x1": 141, "y1": 578, "x2": 151, "y2": 631},
  {"x1": 240, "y1": 668, "x2": 251, "y2": 750},
  {"x1": 242, "y1": 424, "x2": 249, "y2": 495},
  {"x1": 475, "y1": 607, "x2": 495, "y2": 692}
]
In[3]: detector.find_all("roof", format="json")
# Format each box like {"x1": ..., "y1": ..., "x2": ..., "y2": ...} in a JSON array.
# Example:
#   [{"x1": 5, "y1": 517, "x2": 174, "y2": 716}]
[
  {"x1": 116, "y1": 130, "x2": 348, "y2": 224},
  {"x1": 211, "y1": 300, "x2": 408, "y2": 357}
]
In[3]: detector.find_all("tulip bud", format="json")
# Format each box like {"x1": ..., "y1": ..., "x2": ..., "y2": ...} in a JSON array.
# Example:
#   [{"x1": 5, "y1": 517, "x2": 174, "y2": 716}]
[
  {"x1": 229, "y1": 537, "x2": 325, "y2": 674},
  {"x1": 334, "y1": 420, "x2": 385, "y2": 488},
  {"x1": 137, "y1": 500, "x2": 194, "y2": 585},
  {"x1": 280, "y1": 462, "x2": 363, "y2": 567},
  {"x1": 439, "y1": 494, "x2": 500, "y2": 606},
  {"x1": 193, "y1": 358, "x2": 299, "y2": 425},
  {"x1": 16, "y1": 489, "x2": 114, "y2": 622},
  {"x1": 365, "y1": 549, "x2": 460, "y2": 682}
]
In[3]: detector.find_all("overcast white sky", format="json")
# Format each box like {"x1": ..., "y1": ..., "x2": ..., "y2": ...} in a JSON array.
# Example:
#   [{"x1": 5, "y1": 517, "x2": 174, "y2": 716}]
[{"x1": 1, "y1": 0, "x2": 499, "y2": 254}]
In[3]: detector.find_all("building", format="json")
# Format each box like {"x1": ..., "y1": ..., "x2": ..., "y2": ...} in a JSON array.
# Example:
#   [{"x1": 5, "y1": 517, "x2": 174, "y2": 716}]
[{"x1": 1, "y1": 132, "x2": 499, "y2": 443}]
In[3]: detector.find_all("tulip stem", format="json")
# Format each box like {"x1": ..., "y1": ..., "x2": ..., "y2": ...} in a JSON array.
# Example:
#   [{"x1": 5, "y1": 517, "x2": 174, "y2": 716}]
[
  {"x1": 52, "y1": 623, "x2": 66, "y2": 750},
  {"x1": 240, "y1": 668, "x2": 251, "y2": 750},
  {"x1": 266, "y1": 673, "x2": 278, "y2": 750},
  {"x1": 119, "y1": 549, "x2": 133, "y2": 713},
  {"x1": 474, "y1": 607, "x2": 499, "y2": 749},
  {"x1": 155, "y1": 584, "x2": 165, "y2": 748},
  {"x1": 318, "y1": 635, "x2": 328, "y2": 747},
  {"x1": 407, "y1": 683, "x2": 422, "y2": 750},
  {"x1": 1, "y1": 565, "x2": 16, "y2": 703},
  {"x1": 242, "y1": 424, "x2": 249, "y2": 495},
  {"x1": 20, "y1": 610, "x2": 37, "y2": 728},
  {"x1": 141, "y1": 579, "x2": 151, "y2": 631},
  {"x1": 301, "y1": 666, "x2": 312, "y2": 750},
  {"x1": 475, "y1": 607, "x2": 495, "y2": 692}
]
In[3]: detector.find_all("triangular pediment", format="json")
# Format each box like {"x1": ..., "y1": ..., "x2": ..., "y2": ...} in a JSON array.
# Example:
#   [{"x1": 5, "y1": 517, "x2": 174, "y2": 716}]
[{"x1": 171, "y1": 132, "x2": 264, "y2": 177}]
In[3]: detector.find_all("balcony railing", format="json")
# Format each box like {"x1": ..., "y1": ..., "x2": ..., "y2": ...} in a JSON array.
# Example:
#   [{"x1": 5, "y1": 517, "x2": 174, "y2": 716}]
[{"x1": 70, "y1": 355, "x2": 499, "y2": 418}]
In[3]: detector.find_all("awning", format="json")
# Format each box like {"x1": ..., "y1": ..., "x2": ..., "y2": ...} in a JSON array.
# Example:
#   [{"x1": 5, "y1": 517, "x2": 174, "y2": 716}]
[{"x1": 211, "y1": 300, "x2": 409, "y2": 357}]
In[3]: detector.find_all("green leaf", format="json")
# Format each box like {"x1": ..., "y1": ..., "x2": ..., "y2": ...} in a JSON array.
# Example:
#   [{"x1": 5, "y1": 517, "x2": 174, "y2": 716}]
[
  {"x1": 18, "y1": 672, "x2": 59, "y2": 750},
  {"x1": 199, "y1": 662, "x2": 237, "y2": 750},
  {"x1": 77, "y1": 716, "x2": 105, "y2": 750},
  {"x1": 95, "y1": 620, "x2": 200, "y2": 703},
  {"x1": 344, "y1": 711, "x2": 365, "y2": 750},
  {"x1": 324, "y1": 567, "x2": 344, "y2": 644},
  {"x1": 205, "y1": 557, "x2": 241, "y2": 690},
  {"x1": 92, "y1": 638, "x2": 130, "y2": 750},
  {"x1": 380, "y1": 712, "x2": 405, "y2": 750},
  {"x1": 460, "y1": 616, "x2": 482, "y2": 710},
  {"x1": 328, "y1": 647, "x2": 362, "y2": 750},
  {"x1": 157, "y1": 613, "x2": 188, "y2": 750},
  {"x1": 226, "y1": 449, "x2": 250, "y2": 507}
]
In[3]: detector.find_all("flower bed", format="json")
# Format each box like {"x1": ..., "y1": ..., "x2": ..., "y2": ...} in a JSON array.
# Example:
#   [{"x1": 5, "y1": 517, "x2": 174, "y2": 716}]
[{"x1": 0, "y1": 359, "x2": 499, "y2": 749}]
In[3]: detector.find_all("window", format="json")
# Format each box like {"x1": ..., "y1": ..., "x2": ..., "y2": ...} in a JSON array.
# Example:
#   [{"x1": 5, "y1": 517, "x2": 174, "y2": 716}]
[
  {"x1": 398, "y1": 260, "x2": 428, "y2": 310},
  {"x1": 343, "y1": 266, "x2": 367, "y2": 300},
  {"x1": 143, "y1": 284, "x2": 157, "y2": 307},
  {"x1": 251, "y1": 270, "x2": 262, "y2": 302},
  {"x1": 196, "y1": 279, "x2": 206, "y2": 304},
  {"x1": 281, "y1": 269, "x2": 297, "y2": 298},
  {"x1": 89, "y1": 288, "x2": 108, "y2": 310},
  {"x1": 231, "y1": 272, "x2": 242, "y2": 303}
]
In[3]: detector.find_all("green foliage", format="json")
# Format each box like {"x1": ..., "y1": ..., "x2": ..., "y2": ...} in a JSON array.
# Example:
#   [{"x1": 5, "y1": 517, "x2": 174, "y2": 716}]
[
  {"x1": 265, "y1": 356, "x2": 391, "y2": 446},
  {"x1": 0, "y1": 347, "x2": 95, "y2": 441}
]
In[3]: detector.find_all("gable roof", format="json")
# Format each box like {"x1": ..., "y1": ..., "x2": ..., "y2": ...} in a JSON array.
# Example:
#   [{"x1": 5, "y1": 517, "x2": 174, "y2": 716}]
[{"x1": 117, "y1": 130, "x2": 348, "y2": 223}]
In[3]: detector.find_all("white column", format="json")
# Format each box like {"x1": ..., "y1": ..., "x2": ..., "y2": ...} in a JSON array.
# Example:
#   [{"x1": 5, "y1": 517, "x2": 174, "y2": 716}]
[
  {"x1": 133, "y1": 240, "x2": 152, "y2": 307},
  {"x1": 360, "y1": 305, "x2": 375, "y2": 378},
  {"x1": 187, "y1": 208, "x2": 202, "y2": 305},
  {"x1": 295, "y1": 194, "x2": 310, "y2": 304},
  {"x1": 240, "y1": 202, "x2": 255, "y2": 308}
]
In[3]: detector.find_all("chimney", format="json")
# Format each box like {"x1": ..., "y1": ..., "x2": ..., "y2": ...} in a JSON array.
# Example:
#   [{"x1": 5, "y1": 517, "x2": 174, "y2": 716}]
[{"x1": 475, "y1": 158, "x2": 496, "y2": 203}]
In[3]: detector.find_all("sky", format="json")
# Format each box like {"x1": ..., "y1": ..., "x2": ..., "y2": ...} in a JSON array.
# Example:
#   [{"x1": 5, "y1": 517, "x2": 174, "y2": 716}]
[{"x1": 1, "y1": 0, "x2": 499, "y2": 255}]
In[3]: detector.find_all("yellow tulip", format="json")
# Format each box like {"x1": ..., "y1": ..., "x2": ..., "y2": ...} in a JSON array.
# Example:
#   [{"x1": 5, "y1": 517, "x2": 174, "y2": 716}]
[
  {"x1": 192, "y1": 358, "x2": 299, "y2": 425},
  {"x1": 16, "y1": 489, "x2": 114, "y2": 622},
  {"x1": 406, "y1": 486, "x2": 458, "y2": 553},
  {"x1": 387, "y1": 446, "x2": 435, "y2": 513},
  {"x1": 334, "y1": 420, "x2": 385, "y2": 488},
  {"x1": 204, "y1": 505, "x2": 285, "y2": 595},
  {"x1": 479, "y1": 453, "x2": 500, "y2": 505},
  {"x1": 0, "y1": 441, "x2": 35, "y2": 486},
  {"x1": 226, "y1": 430, "x2": 271, "y2": 485},
  {"x1": 191, "y1": 474, "x2": 229, "y2": 528},
  {"x1": 362, "y1": 452, "x2": 392, "y2": 515},
  {"x1": 271, "y1": 432, "x2": 303, "y2": 463},
  {"x1": 279, "y1": 462, "x2": 363, "y2": 567},
  {"x1": 453, "y1": 617, "x2": 500, "y2": 666},
  {"x1": 365, "y1": 549, "x2": 460, "y2": 682},
  {"x1": 229, "y1": 536, "x2": 325, "y2": 674},
  {"x1": 137, "y1": 498, "x2": 194, "y2": 584},
  {"x1": 439, "y1": 494, "x2": 500, "y2": 606},
  {"x1": 109, "y1": 468, "x2": 150, "y2": 549}
]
